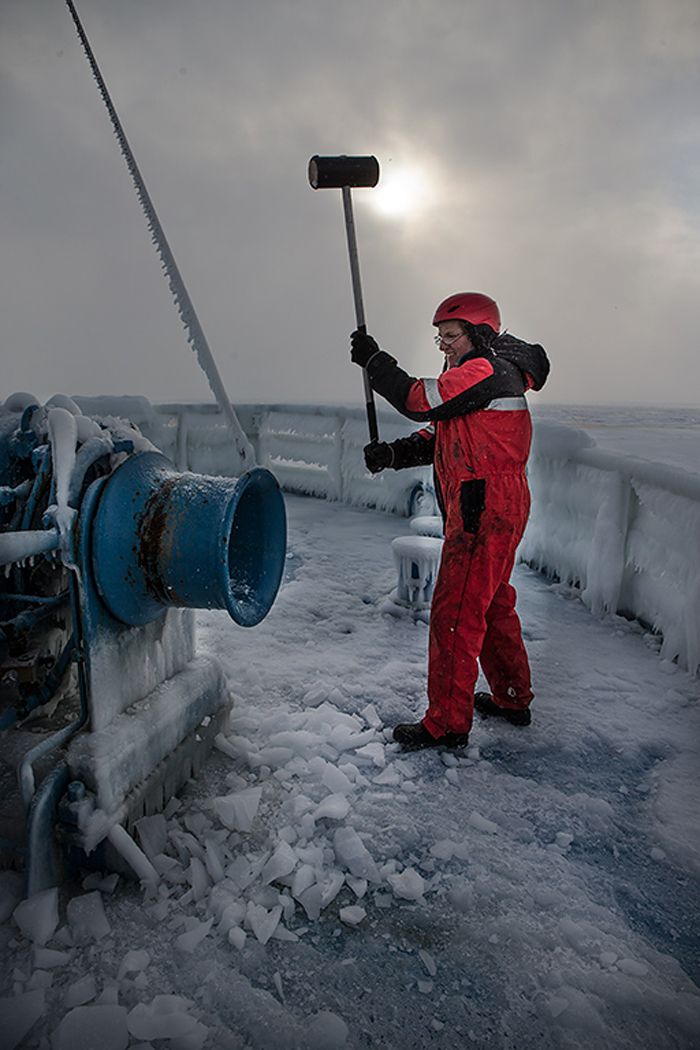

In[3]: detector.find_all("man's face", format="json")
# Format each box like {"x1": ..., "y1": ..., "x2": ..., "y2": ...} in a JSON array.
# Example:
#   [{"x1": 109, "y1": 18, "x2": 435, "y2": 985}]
[{"x1": 436, "y1": 321, "x2": 472, "y2": 369}]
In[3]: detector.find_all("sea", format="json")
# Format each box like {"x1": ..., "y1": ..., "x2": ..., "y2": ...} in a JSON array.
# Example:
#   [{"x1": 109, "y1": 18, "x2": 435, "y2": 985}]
[{"x1": 531, "y1": 404, "x2": 700, "y2": 475}]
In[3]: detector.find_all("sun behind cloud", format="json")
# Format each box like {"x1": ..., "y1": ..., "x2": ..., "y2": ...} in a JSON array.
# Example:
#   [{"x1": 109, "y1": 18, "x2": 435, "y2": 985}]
[{"x1": 366, "y1": 164, "x2": 433, "y2": 219}]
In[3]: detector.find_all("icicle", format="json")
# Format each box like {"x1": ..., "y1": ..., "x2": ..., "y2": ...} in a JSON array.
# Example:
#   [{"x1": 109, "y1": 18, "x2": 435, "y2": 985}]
[{"x1": 107, "y1": 824, "x2": 159, "y2": 885}]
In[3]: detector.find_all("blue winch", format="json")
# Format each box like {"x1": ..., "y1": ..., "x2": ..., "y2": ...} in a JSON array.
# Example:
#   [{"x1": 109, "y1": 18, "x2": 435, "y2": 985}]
[{"x1": 0, "y1": 393, "x2": 286, "y2": 894}]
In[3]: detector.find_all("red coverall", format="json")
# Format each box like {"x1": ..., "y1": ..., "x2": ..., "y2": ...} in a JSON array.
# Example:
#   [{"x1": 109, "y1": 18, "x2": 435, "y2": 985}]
[{"x1": 364, "y1": 334, "x2": 549, "y2": 737}]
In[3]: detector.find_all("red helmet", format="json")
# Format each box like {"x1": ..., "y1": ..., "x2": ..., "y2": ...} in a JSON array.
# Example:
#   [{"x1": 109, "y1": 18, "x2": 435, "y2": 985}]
[{"x1": 432, "y1": 292, "x2": 501, "y2": 333}]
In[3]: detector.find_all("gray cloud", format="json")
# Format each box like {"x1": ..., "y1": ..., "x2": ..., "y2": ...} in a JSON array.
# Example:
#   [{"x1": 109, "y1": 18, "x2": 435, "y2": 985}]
[{"x1": 1, "y1": 0, "x2": 698, "y2": 407}]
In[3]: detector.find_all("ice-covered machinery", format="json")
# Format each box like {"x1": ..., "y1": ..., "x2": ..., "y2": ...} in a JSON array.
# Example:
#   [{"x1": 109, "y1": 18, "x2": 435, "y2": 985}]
[{"x1": 0, "y1": 392, "x2": 286, "y2": 893}]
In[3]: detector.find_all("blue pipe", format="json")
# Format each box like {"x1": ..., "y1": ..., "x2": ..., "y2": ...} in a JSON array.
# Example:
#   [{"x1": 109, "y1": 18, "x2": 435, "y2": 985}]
[
  {"x1": 0, "y1": 592, "x2": 68, "y2": 607},
  {"x1": 21, "y1": 571, "x2": 91, "y2": 890},
  {"x1": 20, "y1": 447, "x2": 51, "y2": 530},
  {"x1": 25, "y1": 762, "x2": 71, "y2": 895},
  {"x1": 0, "y1": 479, "x2": 32, "y2": 507},
  {"x1": 4, "y1": 592, "x2": 69, "y2": 634},
  {"x1": 19, "y1": 713, "x2": 82, "y2": 809}
]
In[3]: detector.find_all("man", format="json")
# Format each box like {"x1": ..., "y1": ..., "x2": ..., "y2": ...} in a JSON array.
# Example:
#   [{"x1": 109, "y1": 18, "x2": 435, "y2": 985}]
[{"x1": 350, "y1": 292, "x2": 550, "y2": 751}]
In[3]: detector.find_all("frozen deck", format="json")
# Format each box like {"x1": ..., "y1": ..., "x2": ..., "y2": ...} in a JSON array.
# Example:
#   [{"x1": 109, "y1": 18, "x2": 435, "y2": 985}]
[{"x1": 1, "y1": 494, "x2": 699, "y2": 1049}]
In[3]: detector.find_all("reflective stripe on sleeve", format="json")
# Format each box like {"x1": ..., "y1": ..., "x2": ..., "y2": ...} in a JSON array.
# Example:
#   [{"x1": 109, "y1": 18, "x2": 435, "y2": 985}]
[
  {"x1": 423, "y1": 378, "x2": 443, "y2": 409},
  {"x1": 484, "y1": 396, "x2": 528, "y2": 411}
]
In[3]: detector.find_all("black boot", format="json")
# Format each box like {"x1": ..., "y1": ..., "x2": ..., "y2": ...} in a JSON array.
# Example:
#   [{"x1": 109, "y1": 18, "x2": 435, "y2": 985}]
[
  {"x1": 393, "y1": 722, "x2": 470, "y2": 752},
  {"x1": 474, "y1": 691, "x2": 531, "y2": 726}
]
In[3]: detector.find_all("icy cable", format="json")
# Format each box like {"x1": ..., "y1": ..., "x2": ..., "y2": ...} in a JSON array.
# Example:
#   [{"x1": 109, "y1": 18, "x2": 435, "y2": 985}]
[{"x1": 63, "y1": 0, "x2": 255, "y2": 475}]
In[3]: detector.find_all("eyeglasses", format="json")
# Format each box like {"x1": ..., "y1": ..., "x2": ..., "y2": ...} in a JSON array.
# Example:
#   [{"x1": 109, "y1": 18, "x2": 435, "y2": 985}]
[{"x1": 433, "y1": 332, "x2": 465, "y2": 347}]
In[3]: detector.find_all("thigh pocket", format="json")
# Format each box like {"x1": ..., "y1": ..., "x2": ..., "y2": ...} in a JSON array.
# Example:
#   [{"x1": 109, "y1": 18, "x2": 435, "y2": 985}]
[{"x1": 459, "y1": 478, "x2": 486, "y2": 534}]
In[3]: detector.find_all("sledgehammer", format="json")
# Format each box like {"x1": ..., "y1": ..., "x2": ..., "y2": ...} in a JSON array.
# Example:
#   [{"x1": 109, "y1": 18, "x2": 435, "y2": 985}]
[{"x1": 308, "y1": 155, "x2": 381, "y2": 442}]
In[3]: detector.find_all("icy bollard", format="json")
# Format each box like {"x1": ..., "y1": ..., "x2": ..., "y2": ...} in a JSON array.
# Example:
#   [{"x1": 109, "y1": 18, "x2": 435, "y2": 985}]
[
  {"x1": 409, "y1": 515, "x2": 444, "y2": 538},
  {"x1": 391, "y1": 536, "x2": 444, "y2": 610}
]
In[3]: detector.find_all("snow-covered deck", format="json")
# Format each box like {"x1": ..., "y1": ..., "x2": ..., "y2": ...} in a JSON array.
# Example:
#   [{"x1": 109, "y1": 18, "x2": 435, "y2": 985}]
[{"x1": 3, "y1": 493, "x2": 699, "y2": 1049}]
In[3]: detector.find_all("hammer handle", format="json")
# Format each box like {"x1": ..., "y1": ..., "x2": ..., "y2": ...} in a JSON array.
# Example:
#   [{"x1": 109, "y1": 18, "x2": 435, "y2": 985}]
[{"x1": 342, "y1": 187, "x2": 379, "y2": 443}]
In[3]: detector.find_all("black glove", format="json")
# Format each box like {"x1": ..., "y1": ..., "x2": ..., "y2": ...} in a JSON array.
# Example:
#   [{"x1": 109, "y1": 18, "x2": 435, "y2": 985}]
[
  {"x1": 364, "y1": 441, "x2": 394, "y2": 473},
  {"x1": 350, "y1": 330, "x2": 381, "y2": 368}
]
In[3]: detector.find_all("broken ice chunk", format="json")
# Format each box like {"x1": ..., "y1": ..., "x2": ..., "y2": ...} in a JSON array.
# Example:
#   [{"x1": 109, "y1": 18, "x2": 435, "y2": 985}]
[
  {"x1": 387, "y1": 868, "x2": 425, "y2": 901},
  {"x1": 333, "y1": 827, "x2": 381, "y2": 883},
  {"x1": 315, "y1": 759, "x2": 354, "y2": 795},
  {"x1": 468, "y1": 811, "x2": 498, "y2": 835},
  {"x1": 360, "y1": 703, "x2": 382, "y2": 729},
  {"x1": 96, "y1": 981, "x2": 119, "y2": 1005},
  {"x1": 219, "y1": 900, "x2": 247, "y2": 934},
  {"x1": 339, "y1": 905, "x2": 366, "y2": 926},
  {"x1": 331, "y1": 727, "x2": 377, "y2": 753},
  {"x1": 134, "y1": 813, "x2": 168, "y2": 859},
  {"x1": 27, "y1": 970, "x2": 53, "y2": 991},
  {"x1": 320, "y1": 871, "x2": 345, "y2": 909},
  {"x1": 226, "y1": 855, "x2": 256, "y2": 890},
  {"x1": 184, "y1": 811, "x2": 212, "y2": 838},
  {"x1": 13, "y1": 887, "x2": 58, "y2": 946},
  {"x1": 64, "y1": 974, "x2": 97, "y2": 1008},
  {"x1": 372, "y1": 766, "x2": 401, "y2": 786},
  {"x1": 270, "y1": 923, "x2": 299, "y2": 943},
  {"x1": 305, "y1": 1009, "x2": 349, "y2": 1050},
  {"x1": 66, "y1": 891, "x2": 111, "y2": 944},
  {"x1": 204, "y1": 839, "x2": 226, "y2": 884},
  {"x1": 292, "y1": 863, "x2": 316, "y2": 901},
  {"x1": 345, "y1": 875, "x2": 368, "y2": 899},
  {"x1": 188, "y1": 856, "x2": 211, "y2": 901},
  {"x1": 214, "y1": 731, "x2": 253, "y2": 762},
  {"x1": 273, "y1": 971, "x2": 284, "y2": 1000},
  {"x1": 296, "y1": 884, "x2": 322, "y2": 921},
  {"x1": 418, "y1": 949, "x2": 437, "y2": 977},
  {"x1": 127, "y1": 997, "x2": 207, "y2": 1044},
  {"x1": 117, "y1": 949, "x2": 150, "y2": 981},
  {"x1": 228, "y1": 926, "x2": 246, "y2": 951},
  {"x1": 261, "y1": 841, "x2": 297, "y2": 885},
  {"x1": 354, "y1": 742, "x2": 386, "y2": 768},
  {"x1": 213, "y1": 786, "x2": 263, "y2": 832},
  {"x1": 246, "y1": 902, "x2": 282, "y2": 945},
  {"x1": 175, "y1": 917, "x2": 214, "y2": 953},
  {"x1": 33, "y1": 946, "x2": 70, "y2": 970},
  {"x1": 313, "y1": 794, "x2": 351, "y2": 821},
  {"x1": 303, "y1": 683, "x2": 329, "y2": 708},
  {"x1": 430, "y1": 839, "x2": 456, "y2": 861},
  {"x1": 53, "y1": 1004, "x2": 128, "y2": 1050}
]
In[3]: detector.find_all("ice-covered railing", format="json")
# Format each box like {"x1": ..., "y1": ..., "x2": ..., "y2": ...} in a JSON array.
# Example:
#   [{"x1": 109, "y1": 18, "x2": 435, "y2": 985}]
[
  {"x1": 521, "y1": 423, "x2": 700, "y2": 676},
  {"x1": 71, "y1": 398, "x2": 700, "y2": 676},
  {"x1": 73, "y1": 398, "x2": 435, "y2": 519}
]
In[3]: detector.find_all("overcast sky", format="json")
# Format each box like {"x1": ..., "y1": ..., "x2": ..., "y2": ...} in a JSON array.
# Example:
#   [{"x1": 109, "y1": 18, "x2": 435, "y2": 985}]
[{"x1": 1, "y1": 0, "x2": 698, "y2": 408}]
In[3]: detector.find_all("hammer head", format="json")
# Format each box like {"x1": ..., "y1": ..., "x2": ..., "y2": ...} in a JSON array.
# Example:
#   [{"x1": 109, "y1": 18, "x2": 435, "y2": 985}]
[{"x1": 308, "y1": 155, "x2": 380, "y2": 190}]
